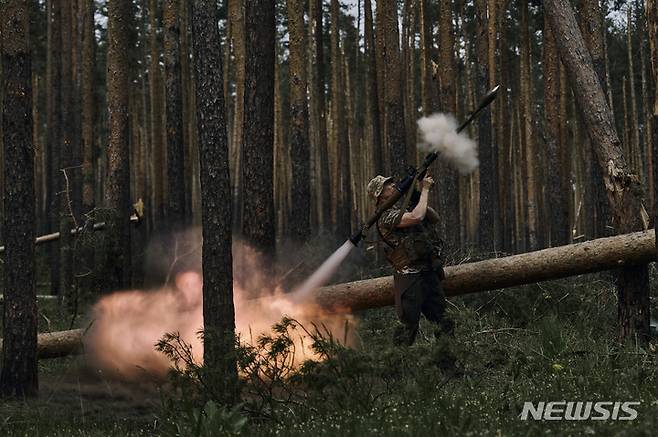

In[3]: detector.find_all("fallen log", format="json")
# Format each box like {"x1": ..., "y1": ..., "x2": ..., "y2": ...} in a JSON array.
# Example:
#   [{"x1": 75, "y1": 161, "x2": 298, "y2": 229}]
[
  {"x1": 0, "y1": 328, "x2": 84, "y2": 359},
  {"x1": 12, "y1": 229, "x2": 657, "y2": 359},
  {"x1": 314, "y1": 229, "x2": 656, "y2": 311}
]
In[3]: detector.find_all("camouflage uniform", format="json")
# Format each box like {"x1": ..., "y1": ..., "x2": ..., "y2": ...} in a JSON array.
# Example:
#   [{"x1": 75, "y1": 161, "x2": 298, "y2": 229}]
[{"x1": 369, "y1": 176, "x2": 453, "y2": 345}]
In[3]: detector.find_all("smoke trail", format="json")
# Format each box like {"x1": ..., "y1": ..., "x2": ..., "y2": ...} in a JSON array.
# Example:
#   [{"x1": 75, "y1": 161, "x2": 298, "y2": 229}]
[{"x1": 417, "y1": 113, "x2": 479, "y2": 174}]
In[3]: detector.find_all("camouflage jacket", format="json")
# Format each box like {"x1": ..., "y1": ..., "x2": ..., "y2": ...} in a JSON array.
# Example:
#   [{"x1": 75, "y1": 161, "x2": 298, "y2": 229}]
[{"x1": 377, "y1": 204, "x2": 444, "y2": 273}]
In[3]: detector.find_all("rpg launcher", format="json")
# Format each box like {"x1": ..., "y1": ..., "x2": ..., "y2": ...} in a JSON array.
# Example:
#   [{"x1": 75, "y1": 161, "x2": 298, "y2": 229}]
[{"x1": 348, "y1": 85, "x2": 500, "y2": 246}]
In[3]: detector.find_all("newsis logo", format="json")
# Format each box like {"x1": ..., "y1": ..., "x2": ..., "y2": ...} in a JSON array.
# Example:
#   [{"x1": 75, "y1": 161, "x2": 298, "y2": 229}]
[{"x1": 520, "y1": 401, "x2": 640, "y2": 421}]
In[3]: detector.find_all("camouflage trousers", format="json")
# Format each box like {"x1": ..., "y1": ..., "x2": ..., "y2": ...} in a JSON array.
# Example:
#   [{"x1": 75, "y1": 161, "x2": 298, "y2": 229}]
[{"x1": 392, "y1": 270, "x2": 454, "y2": 346}]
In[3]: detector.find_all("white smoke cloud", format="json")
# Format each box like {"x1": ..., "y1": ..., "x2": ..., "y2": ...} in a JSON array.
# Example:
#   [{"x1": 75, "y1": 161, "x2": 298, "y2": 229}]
[{"x1": 417, "y1": 113, "x2": 479, "y2": 175}]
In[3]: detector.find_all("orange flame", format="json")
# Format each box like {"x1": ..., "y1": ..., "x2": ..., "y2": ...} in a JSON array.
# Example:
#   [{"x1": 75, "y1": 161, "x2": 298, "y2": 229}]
[{"x1": 83, "y1": 240, "x2": 356, "y2": 380}]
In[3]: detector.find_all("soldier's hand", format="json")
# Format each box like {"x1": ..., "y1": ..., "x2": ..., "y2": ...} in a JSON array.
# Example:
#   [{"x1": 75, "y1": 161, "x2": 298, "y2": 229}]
[{"x1": 421, "y1": 175, "x2": 435, "y2": 191}]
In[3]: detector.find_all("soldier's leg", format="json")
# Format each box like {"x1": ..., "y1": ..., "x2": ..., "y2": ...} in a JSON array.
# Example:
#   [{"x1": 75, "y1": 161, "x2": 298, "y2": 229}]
[
  {"x1": 420, "y1": 271, "x2": 454, "y2": 336},
  {"x1": 393, "y1": 274, "x2": 423, "y2": 345}
]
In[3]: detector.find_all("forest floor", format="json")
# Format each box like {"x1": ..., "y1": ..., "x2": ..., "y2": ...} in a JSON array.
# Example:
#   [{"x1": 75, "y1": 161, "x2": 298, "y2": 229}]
[{"x1": 2, "y1": 255, "x2": 658, "y2": 436}]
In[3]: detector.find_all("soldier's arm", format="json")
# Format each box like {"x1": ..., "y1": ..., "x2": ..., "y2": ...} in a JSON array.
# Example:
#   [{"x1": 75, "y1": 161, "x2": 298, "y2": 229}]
[{"x1": 397, "y1": 187, "x2": 430, "y2": 227}]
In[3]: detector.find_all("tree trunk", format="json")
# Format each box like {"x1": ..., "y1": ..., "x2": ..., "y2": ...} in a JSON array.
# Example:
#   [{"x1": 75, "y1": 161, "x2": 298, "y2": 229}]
[
  {"x1": 81, "y1": 0, "x2": 95, "y2": 215},
  {"x1": 104, "y1": 0, "x2": 133, "y2": 291},
  {"x1": 149, "y1": 0, "x2": 165, "y2": 229},
  {"x1": 60, "y1": 0, "x2": 75, "y2": 307},
  {"x1": 242, "y1": 0, "x2": 276, "y2": 262},
  {"x1": 286, "y1": 0, "x2": 311, "y2": 242},
  {"x1": 191, "y1": 0, "x2": 238, "y2": 404},
  {"x1": 543, "y1": 19, "x2": 569, "y2": 246},
  {"x1": 1, "y1": 0, "x2": 39, "y2": 397},
  {"x1": 47, "y1": 0, "x2": 61, "y2": 296},
  {"x1": 330, "y1": 0, "x2": 352, "y2": 237},
  {"x1": 380, "y1": 0, "x2": 407, "y2": 177},
  {"x1": 520, "y1": 1, "x2": 538, "y2": 250},
  {"x1": 545, "y1": 0, "x2": 650, "y2": 341},
  {"x1": 228, "y1": 0, "x2": 245, "y2": 231},
  {"x1": 364, "y1": 0, "x2": 382, "y2": 175},
  {"x1": 163, "y1": 0, "x2": 186, "y2": 229},
  {"x1": 475, "y1": 0, "x2": 494, "y2": 251},
  {"x1": 580, "y1": 0, "x2": 610, "y2": 237},
  {"x1": 649, "y1": 0, "x2": 658, "y2": 215}
]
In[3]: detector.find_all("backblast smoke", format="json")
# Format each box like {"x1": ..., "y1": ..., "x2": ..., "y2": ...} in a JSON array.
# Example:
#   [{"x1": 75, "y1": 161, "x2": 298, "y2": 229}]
[
  {"x1": 83, "y1": 232, "x2": 356, "y2": 380},
  {"x1": 417, "y1": 113, "x2": 479, "y2": 174}
]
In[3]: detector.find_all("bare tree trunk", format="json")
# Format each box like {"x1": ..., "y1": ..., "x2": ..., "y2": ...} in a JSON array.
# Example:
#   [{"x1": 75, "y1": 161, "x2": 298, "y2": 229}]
[
  {"x1": 544, "y1": 19, "x2": 569, "y2": 246},
  {"x1": 286, "y1": 0, "x2": 311, "y2": 242},
  {"x1": 47, "y1": 0, "x2": 61, "y2": 296},
  {"x1": 149, "y1": 0, "x2": 165, "y2": 229},
  {"x1": 163, "y1": 0, "x2": 186, "y2": 229},
  {"x1": 649, "y1": 0, "x2": 658, "y2": 215},
  {"x1": 191, "y1": 0, "x2": 238, "y2": 404},
  {"x1": 330, "y1": 0, "x2": 352, "y2": 237},
  {"x1": 520, "y1": 1, "x2": 537, "y2": 250},
  {"x1": 581, "y1": 0, "x2": 611, "y2": 237},
  {"x1": 59, "y1": 0, "x2": 75, "y2": 306},
  {"x1": 228, "y1": 0, "x2": 245, "y2": 231},
  {"x1": 380, "y1": 0, "x2": 407, "y2": 177},
  {"x1": 627, "y1": 3, "x2": 640, "y2": 179},
  {"x1": 242, "y1": 0, "x2": 276, "y2": 261},
  {"x1": 545, "y1": 0, "x2": 650, "y2": 341},
  {"x1": 104, "y1": 0, "x2": 133, "y2": 291},
  {"x1": 475, "y1": 0, "x2": 494, "y2": 251},
  {"x1": 435, "y1": 0, "x2": 460, "y2": 252},
  {"x1": 81, "y1": 0, "x2": 94, "y2": 216},
  {"x1": 364, "y1": 0, "x2": 382, "y2": 175},
  {"x1": 1, "y1": 0, "x2": 39, "y2": 398}
]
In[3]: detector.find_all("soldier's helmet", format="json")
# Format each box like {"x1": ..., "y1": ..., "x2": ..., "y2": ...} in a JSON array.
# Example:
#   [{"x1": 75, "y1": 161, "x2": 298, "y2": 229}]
[{"x1": 367, "y1": 175, "x2": 394, "y2": 201}]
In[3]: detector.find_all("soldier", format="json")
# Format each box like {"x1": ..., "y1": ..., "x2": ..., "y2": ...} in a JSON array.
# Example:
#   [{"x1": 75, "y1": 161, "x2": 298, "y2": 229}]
[{"x1": 367, "y1": 174, "x2": 454, "y2": 345}]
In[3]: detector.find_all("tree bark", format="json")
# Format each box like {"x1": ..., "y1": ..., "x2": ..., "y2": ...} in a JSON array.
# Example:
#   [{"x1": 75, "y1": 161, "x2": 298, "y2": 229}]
[
  {"x1": 81, "y1": 0, "x2": 95, "y2": 215},
  {"x1": 364, "y1": 0, "x2": 382, "y2": 176},
  {"x1": 1, "y1": 0, "x2": 39, "y2": 397},
  {"x1": 308, "y1": 0, "x2": 331, "y2": 231},
  {"x1": 46, "y1": 0, "x2": 61, "y2": 296},
  {"x1": 520, "y1": 1, "x2": 537, "y2": 250},
  {"x1": 580, "y1": 0, "x2": 610, "y2": 237},
  {"x1": 104, "y1": 0, "x2": 133, "y2": 291},
  {"x1": 475, "y1": 0, "x2": 495, "y2": 251},
  {"x1": 191, "y1": 0, "x2": 238, "y2": 404},
  {"x1": 242, "y1": 0, "x2": 276, "y2": 261},
  {"x1": 649, "y1": 0, "x2": 658, "y2": 215},
  {"x1": 163, "y1": 0, "x2": 186, "y2": 229},
  {"x1": 330, "y1": 0, "x2": 352, "y2": 237},
  {"x1": 148, "y1": 0, "x2": 165, "y2": 229},
  {"x1": 380, "y1": 0, "x2": 407, "y2": 177},
  {"x1": 545, "y1": 0, "x2": 650, "y2": 341},
  {"x1": 543, "y1": 20, "x2": 569, "y2": 246},
  {"x1": 228, "y1": 0, "x2": 245, "y2": 231},
  {"x1": 287, "y1": 0, "x2": 311, "y2": 242}
]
